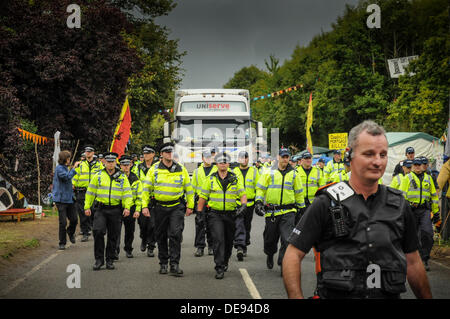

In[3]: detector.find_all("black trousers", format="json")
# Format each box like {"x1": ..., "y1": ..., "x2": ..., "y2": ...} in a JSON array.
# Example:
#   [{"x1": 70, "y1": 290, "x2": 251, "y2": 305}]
[
  {"x1": 194, "y1": 205, "x2": 213, "y2": 249},
  {"x1": 208, "y1": 212, "x2": 236, "y2": 271},
  {"x1": 153, "y1": 203, "x2": 185, "y2": 266},
  {"x1": 414, "y1": 207, "x2": 434, "y2": 262},
  {"x1": 138, "y1": 213, "x2": 156, "y2": 250},
  {"x1": 74, "y1": 190, "x2": 90, "y2": 235},
  {"x1": 234, "y1": 205, "x2": 255, "y2": 249},
  {"x1": 116, "y1": 206, "x2": 136, "y2": 253},
  {"x1": 55, "y1": 202, "x2": 78, "y2": 245},
  {"x1": 93, "y1": 206, "x2": 122, "y2": 262},
  {"x1": 263, "y1": 212, "x2": 295, "y2": 266}
]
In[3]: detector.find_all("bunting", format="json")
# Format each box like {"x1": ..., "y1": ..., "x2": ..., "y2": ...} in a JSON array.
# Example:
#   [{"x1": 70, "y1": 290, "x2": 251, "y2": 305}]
[
  {"x1": 17, "y1": 128, "x2": 49, "y2": 145},
  {"x1": 158, "y1": 108, "x2": 173, "y2": 113},
  {"x1": 306, "y1": 93, "x2": 314, "y2": 154},
  {"x1": 252, "y1": 84, "x2": 303, "y2": 101}
]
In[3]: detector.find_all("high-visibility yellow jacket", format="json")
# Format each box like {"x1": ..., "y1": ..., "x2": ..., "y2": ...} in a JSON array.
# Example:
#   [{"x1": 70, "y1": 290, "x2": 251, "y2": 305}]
[
  {"x1": 233, "y1": 166, "x2": 259, "y2": 207},
  {"x1": 324, "y1": 160, "x2": 345, "y2": 182},
  {"x1": 192, "y1": 163, "x2": 218, "y2": 196},
  {"x1": 135, "y1": 160, "x2": 159, "y2": 181},
  {"x1": 389, "y1": 174, "x2": 405, "y2": 190},
  {"x1": 72, "y1": 159, "x2": 104, "y2": 188},
  {"x1": 296, "y1": 166, "x2": 325, "y2": 204},
  {"x1": 84, "y1": 169, "x2": 133, "y2": 210},
  {"x1": 255, "y1": 166, "x2": 305, "y2": 218},
  {"x1": 141, "y1": 161, "x2": 194, "y2": 209},
  {"x1": 399, "y1": 172, "x2": 439, "y2": 214},
  {"x1": 126, "y1": 172, "x2": 143, "y2": 212},
  {"x1": 199, "y1": 169, "x2": 246, "y2": 212},
  {"x1": 330, "y1": 170, "x2": 349, "y2": 183}
]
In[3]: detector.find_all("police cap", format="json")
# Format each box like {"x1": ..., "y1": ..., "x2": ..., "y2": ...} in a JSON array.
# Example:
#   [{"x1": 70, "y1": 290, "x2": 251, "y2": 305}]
[
  {"x1": 403, "y1": 159, "x2": 413, "y2": 168},
  {"x1": 333, "y1": 150, "x2": 341, "y2": 155},
  {"x1": 104, "y1": 152, "x2": 119, "y2": 162},
  {"x1": 412, "y1": 158, "x2": 422, "y2": 165},
  {"x1": 142, "y1": 145, "x2": 156, "y2": 154},
  {"x1": 215, "y1": 152, "x2": 231, "y2": 164},
  {"x1": 421, "y1": 157, "x2": 428, "y2": 165},
  {"x1": 318, "y1": 158, "x2": 325, "y2": 163},
  {"x1": 84, "y1": 145, "x2": 95, "y2": 152},
  {"x1": 302, "y1": 151, "x2": 312, "y2": 159},
  {"x1": 202, "y1": 150, "x2": 212, "y2": 158},
  {"x1": 405, "y1": 147, "x2": 415, "y2": 154},
  {"x1": 160, "y1": 142, "x2": 174, "y2": 153},
  {"x1": 238, "y1": 151, "x2": 248, "y2": 158},
  {"x1": 119, "y1": 155, "x2": 132, "y2": 166},
  {"x1": 98, "y1": 154, "x2": 104, "y2": 159},
  {"x1": 279, "y1": 148, "x2": 291, "y2": 157}
]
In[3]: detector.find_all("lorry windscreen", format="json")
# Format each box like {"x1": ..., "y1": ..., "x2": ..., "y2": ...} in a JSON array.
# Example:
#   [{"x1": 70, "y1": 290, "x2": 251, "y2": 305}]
[{"x1": 177, "y1": 119, "x2": 250, "y2": 144}]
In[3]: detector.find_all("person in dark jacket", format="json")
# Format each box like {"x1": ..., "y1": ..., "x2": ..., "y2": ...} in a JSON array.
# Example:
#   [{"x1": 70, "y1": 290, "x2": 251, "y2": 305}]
[{"x1": 52, "y1": 150, "x2": 80, "y2": 250}]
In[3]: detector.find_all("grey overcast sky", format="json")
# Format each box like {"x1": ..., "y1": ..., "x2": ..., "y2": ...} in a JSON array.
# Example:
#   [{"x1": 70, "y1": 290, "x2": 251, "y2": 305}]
[{"x1": 155, "y1": 0, "x2": 361, "y2": 89}]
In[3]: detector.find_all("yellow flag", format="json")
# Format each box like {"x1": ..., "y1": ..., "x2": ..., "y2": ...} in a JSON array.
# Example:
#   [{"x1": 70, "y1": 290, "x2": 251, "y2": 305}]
[{"x1": 306, "y1": 92, "x2": 313, "y2": 154}]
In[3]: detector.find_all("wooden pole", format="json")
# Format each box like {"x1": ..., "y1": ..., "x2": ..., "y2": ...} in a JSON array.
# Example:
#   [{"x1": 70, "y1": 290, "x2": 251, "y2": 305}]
[
  {"x1": 35, "y1": 142, "x2": 40, "y2": 207},
  {"x1": 70, "y1": 139, "x2": 80, "y2": 167}
]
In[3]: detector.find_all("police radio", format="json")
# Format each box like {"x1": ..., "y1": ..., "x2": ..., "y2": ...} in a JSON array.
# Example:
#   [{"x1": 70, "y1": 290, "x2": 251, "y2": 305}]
[
  {"x1": 344, "y1": 147, "x2": 352, "y2": 162},
  {"x1": 329, "y1": 193, "x2": 350, "y2": 238}
]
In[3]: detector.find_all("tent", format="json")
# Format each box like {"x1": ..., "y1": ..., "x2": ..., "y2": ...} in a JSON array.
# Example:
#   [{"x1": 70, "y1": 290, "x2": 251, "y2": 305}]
[{"x1": 383, "y1": 132, "x2": 443, "y2": 185}]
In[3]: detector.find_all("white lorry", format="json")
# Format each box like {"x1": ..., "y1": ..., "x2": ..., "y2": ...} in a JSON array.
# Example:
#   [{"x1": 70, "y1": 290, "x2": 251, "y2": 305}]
[{"x1": 163, "y1": 89, "x2": 266, "y2": 174}]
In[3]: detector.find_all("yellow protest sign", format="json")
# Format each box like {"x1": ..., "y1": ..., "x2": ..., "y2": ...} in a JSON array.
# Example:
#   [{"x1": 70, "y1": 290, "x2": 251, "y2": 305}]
[{"x1": 328, "y1": 133, "x2": 348, "y2": 150}]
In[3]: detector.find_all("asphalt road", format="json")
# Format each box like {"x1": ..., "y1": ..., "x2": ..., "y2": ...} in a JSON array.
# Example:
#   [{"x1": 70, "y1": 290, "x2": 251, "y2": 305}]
[{"x1": 1, "y1": 213, "x2": 450, "y2": 299}]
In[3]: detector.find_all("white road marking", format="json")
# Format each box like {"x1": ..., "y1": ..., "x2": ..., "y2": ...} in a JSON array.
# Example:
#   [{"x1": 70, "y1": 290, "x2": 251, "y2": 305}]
[
  {"x1": 0, "y1": 236, "x2": 77, "y2": 297},
  {"x1": 239, "y1": 268, "x2": 262, "y2": 299},
  {"x1": 430, "y1": 259, "x2": 450, "y2": 271}
]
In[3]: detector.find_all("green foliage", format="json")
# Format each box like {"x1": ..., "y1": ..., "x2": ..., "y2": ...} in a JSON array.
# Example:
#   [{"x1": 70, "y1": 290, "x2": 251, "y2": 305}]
[{"x1": 224, "y1": 0, "x2": 449, "y2": 150}]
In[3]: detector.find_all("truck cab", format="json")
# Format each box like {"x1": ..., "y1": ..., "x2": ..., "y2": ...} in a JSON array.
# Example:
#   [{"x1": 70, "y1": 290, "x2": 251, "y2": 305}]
[{"x1": 163, "y1": 89, "x2": 265, "y2": 174}]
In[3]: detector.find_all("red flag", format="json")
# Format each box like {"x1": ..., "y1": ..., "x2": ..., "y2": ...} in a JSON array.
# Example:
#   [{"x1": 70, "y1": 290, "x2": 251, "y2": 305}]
[{"x1": 110, "y1": 97, "x2": 132, "y2": 158}]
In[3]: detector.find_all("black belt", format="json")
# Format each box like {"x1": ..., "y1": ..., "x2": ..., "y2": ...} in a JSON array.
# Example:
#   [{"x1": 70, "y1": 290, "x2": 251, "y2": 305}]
[
  {"x1": 96, "y1": 202, "x2": 121, "y2": 209},
  {"x1": 210, "y1": 209, "x2": 235, "y2": 215},
  {"x1": 155, "y1": 199, "x2": 181, "y2": 206},
  {"x1": 410, "y1": 202, "x2": 429, "y2": 209},
  {"x1": 75, "y1": 187, "x2": 87, "y2": 192}
]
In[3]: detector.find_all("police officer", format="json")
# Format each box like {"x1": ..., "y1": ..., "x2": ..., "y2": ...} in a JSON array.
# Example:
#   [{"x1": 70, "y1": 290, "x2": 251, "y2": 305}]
[
  {"x1": 192, "y1": 150, "x2": 217, "y2": 257},
  {"x1": 399, "y1": 157, "x2": 439, "y2": 271},
  {"x1": 316, "y1": 158, "x2": 326, "y2": 173},
  {"x1": 141, "y1": 142, "x2": 194, "y2": 276},
  {"x1": 98, "y1": 154, "x2": 106, "y2": 167},
  {"x1": 283, "y1": 120, "x2": 432, "y2": 299},
  {"x1": 84, "y1": 152, "x2": 133, "y2": 270},
  {"x1": 289, "y1": 156, "x2": 297, "y2": 169},
  {"x1": 393, "y1": 147, "x2": 415, "y2": 177},
  {"x1": 420, "y1": 157, "x2": 439, "y2": 192},
  {"x1": 192, "y1": 152, "x2": 247, "y2": 279},
  {"x1": 324, "y1": 150, "x2": 345, "y2": 183},
  {"x1": 233, "y1": 151, "x2": 259, "y2": 260},
  {"x1": 72, "y1": 145, "x2": 104, "y2": 242},
  {"x1": 115, "y1": 155, "x2": 142, "y2": 258},
  {"x1": 137, "y1": 145, "x2": 159, "y2": 257},
  {"x1": 330, "y1": 157, "x2": 351, "y2": 183},
  {"x1": 296, "y1": 151, "x2": 325, "y2": 225},
  {"x1": 255, "y1": 148, "x2": 305, "y2": 274},
  {"x1": 390, "y1": 159, "x2": 412, "y2": 190}
]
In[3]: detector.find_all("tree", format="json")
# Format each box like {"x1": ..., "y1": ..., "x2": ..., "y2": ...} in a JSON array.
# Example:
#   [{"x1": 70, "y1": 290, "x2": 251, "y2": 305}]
[{"x1": 0, "y1": 0, "x2": 142, "y2": 201}]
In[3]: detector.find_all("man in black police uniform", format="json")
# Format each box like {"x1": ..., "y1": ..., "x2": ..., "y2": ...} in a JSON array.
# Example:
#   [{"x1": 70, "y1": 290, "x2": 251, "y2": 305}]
[{"x1": 282, "y1": 120, "x2": 432, "y2": 299}]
